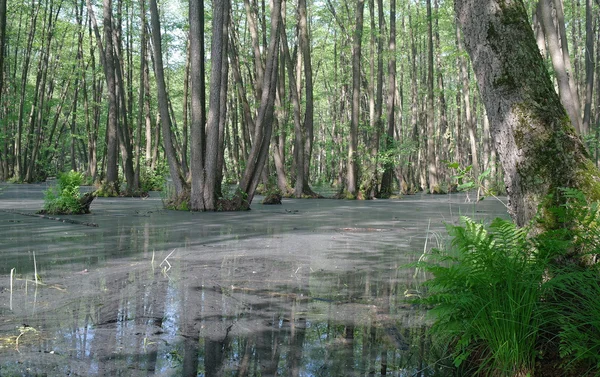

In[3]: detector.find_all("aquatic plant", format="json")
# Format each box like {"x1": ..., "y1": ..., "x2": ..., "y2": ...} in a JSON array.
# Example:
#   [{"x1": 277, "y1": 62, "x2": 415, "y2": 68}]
[{"x1": 41, "y1": 170, "x2": 92, "y2": 214}]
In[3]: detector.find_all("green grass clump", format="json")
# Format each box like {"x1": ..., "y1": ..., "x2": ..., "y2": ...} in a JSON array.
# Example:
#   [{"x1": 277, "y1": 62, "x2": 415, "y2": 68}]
[
  {"x1": 418, "y1": 190, "x2": 600, "y2": 376},
  {"x1": 420, "y1": 217, "x2": 546, "y2": 376},
  {"x1": 42, "y1": 170, "x2": 85, "y2": 214}
]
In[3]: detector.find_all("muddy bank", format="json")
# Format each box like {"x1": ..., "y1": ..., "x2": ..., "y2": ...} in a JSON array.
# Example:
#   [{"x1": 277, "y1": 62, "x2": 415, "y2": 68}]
[{"x1": 0, "y1": 183, "x2": 508, "y2": 376}]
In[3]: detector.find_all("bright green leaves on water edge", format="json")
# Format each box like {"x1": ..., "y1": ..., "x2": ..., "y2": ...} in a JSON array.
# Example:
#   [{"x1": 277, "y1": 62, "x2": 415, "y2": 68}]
[
  {"x1": 415, "y1": 191, "x2": 600, "y2": 376},
  {"x1": 41, "y1": 170, "x2": 93, "y2": 215}
]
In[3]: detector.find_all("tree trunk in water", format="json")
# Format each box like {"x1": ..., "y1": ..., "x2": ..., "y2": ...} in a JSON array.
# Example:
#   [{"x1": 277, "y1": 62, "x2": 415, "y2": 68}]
[
  {"x1": 379, "y1": 0, "x2": 396, "y2": 198},
  {"x1": 135, "y1": 0, "x2": 147, "y2": 189},
  {"x1": 434, "y1": 0, "x2": 449, "y2": 185},
  {"x1": 299, "y1": 0, "x2": 317, "y2": 196},
  {"x1": 281, "y1": 22, "x2": 305, "y2": 199},
  {"x1": 454, "y1": 0, "x2": 600, "y2": 228},
  {"x1": 426, "y1": 0, "x2": 437, "y2": 193},
  {"x1": 234, "y1": 0, "x2": 281, "y2": 209},
  {"x1": 203, "y1": 0, "x2": 229, "y2": 210},
  {"x1": 149, "y1": 0, "x2": 186, "y2": 197},
  {"x1": 346, "y1": 0, "x2": 365, "y2": 198}
]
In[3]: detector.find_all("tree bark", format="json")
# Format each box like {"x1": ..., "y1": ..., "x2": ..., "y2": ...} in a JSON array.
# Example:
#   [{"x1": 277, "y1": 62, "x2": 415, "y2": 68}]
[
  {"x1": 454, "y1": 0, "x2": 600, "y2": 227},
  {"x1": 86, "y1": 0, "x2": 119, "y2": 191},
  {"x1": 299, "y1": 0, "x2": 317, "y2": 196},
  {"x1": 434, "y1": 0, "x2": 449, "y2": 185},
  {"x1": 149, "y1": 0, "x2": 186, "y2": 197},
  {"x1": 379, "y1": 0, "x2": 396, "y2": 198},
  {"x1": 235, "y1": 0, "x2": 281, "y2": 209},
  {"x1": 202, "y1": 0, "x2": 229, "y2": 210},
  {"x1": 0, "y1": 0, "x2": 6, "y2": 127},
  {"x1": 539, "y1": 0, "x2": 583, "y2": 134},
  {"x1": 582, "y1": 0, "x2": 594, "y2": 135},
  {"x1": 456, "y1": 23, "x2": 479, "y2": 180},
  {"x1": 346, "y1": 0, "x2": 365, "y2": 198},
  {"x1": 426, "y1": 0, "x2": 438, "y2": 193}
]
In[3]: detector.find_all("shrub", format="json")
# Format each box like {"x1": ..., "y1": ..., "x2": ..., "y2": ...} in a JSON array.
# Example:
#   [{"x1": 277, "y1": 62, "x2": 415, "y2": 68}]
[
  {"x1": 141, "y1": 163, "x2": 168, "y2": 193},
  {"x1": 42, "y1": 170, "x2": 86, "y2": 214}
]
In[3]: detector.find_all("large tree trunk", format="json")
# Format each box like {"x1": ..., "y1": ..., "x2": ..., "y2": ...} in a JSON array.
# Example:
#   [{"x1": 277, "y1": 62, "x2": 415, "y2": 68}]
[{"x1": 454, "y1": 0, "x2": 600, "y2": 227}]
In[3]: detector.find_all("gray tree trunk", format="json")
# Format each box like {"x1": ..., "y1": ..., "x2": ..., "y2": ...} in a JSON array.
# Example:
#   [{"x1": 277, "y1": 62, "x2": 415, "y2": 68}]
[
  {"x1": 235, "y1": 0, "x2": 281, "y2": 209},
  {"x1": 582, "y1": 0, "x2": 594, "y2": 135},
  {"x1": 454, "y1": 0, "x2": 600, "y2": 227},
  {"x1": 299, "y1": 0, "x2": 317, "y2": 196},
  {"x1": 346, "y1": 0, "x2": 365, "y2": 198},
  {"x1": 426, "y1": 0, "x2": 438, "y2": 193},
  {"x1": 149, "y1": 0, "x2": 186, "y2": 197},
  {"x1": 456, "y1": 24, "x2": 479, "y2": 180},
  {"x1": 202, "y1": 0, "x2": 229, "y2": 210},
  {"x1": 539, "y1": 0, "x2": 583, "y2": 133},
  {"x1": 379, "y1": 0, "x2": 396, "y2": 198}
]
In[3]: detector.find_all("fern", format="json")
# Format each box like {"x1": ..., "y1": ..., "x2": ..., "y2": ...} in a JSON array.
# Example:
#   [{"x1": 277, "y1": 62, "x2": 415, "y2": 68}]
[{"x1": 417, "y1": 216, "x2": 546, "y2": 376}]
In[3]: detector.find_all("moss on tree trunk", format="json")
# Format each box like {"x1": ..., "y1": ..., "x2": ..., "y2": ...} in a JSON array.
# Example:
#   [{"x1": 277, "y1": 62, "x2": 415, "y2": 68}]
[{"x1": 455, "y1": 0, "x2": 600, "y2": 228}]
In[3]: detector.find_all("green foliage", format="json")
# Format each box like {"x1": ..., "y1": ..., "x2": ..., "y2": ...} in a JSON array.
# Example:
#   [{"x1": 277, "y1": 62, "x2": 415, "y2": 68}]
[
  {"x1": 419, "y1": 217, "x2": 545, "y2": 376},
  {"x1": 418, "y1": 192, "x2": 600, "y2": 376},
  {"x1": 42, "y1": 171, "x2": 85, "y2": 215},
  {"x1": 140, "y1": 162, "x2": 168, "y2": 193}
]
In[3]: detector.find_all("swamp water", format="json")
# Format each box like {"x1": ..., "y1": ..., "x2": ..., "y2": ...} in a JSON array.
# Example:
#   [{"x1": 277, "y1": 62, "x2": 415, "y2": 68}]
[{"x1": 0, "y1": 183, "x2": 508, "y2": 376}]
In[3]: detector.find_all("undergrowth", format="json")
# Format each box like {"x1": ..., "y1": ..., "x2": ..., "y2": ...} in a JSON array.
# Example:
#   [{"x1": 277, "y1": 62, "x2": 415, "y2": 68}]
[
  {"x1": 42, "y1": 171, "x2": 85, "y2": 214},
  {"x1": 416, "y1": 189, "x2": 600, "y2": 377}
]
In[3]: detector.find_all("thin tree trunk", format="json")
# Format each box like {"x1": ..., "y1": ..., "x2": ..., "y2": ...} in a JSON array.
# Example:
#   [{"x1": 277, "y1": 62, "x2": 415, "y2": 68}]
[
  {"x1": 426, "y1": 0, "x2": 437, "y2": 193},
  {"x1": 235, "y1": 0, "x2": 281, "y2": 208},
  {"x1": 280, "y1": 15, "x2": 304, "y2": 198},
  {"x1": 149, "y1": 0, "x2": 186, "y2": 196},
  {"x1": 539, "y1": 0, "x2": 583, "y2": 133},
  {"x1": 434, "y1": 0, "x2": 449, "y2": 186},
  {"x1": 379, "y1": 0, "x2": 396, "y2": 198},
  {"x1": 299, "y1": 0, "x2": 317, "y2": 196},
  {"x1": 202, "y1": 0, "x2": 229, "y2": 210},
  {"x1": 456, "y1": 23, "x2": 479, "y2": 179},
  {"x1": 16, "y1": 0, "x2": 40, "y2": 180},
  {"x1": 346, "y1": 0, "x2": 365, "y2": 198},
  {"x1": 582, "y1": 0, "x2": 594, "y2": 135},
  {"x1": 87, "y1": 0, "x2": 119, "y2": 191},
  {"x1": 135, "y1": 0, "x2": 146, "y2": 189}
]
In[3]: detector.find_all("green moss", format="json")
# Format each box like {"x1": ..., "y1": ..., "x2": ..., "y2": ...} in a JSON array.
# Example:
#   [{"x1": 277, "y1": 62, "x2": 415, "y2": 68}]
[{"x1": 575, "y1": 159, "x2": 600, "y2": 202}]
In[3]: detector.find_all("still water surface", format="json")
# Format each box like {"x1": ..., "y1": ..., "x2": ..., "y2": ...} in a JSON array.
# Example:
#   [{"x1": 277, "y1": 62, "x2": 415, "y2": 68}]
[{"x1": 0, "y1": 183, "x2": 508, "y2": 376}]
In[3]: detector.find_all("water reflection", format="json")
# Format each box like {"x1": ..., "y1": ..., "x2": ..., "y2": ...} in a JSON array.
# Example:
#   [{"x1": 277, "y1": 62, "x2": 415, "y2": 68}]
[
  {"x1": 0, "y1": 184, "x2": 507, "y2": 376},
  {"x1": 1, "y1": 257, "x2": 447, "y2": 376}
]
